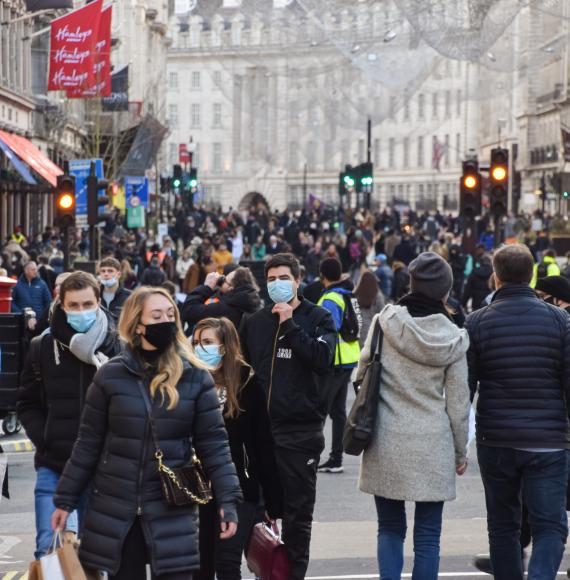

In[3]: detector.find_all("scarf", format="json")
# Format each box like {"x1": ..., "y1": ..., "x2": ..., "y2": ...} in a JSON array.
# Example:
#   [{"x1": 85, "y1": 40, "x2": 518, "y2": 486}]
[
  {"x1": 50, "y1": 304, "x2": 110, "y2": 369},
  {"x1": 398, "y1": 292, "x2": 452, "y2": 321}
]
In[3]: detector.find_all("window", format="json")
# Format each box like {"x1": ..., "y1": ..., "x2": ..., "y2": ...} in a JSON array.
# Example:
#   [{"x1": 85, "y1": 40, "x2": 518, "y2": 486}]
[
  {"x1": 358, "y1": 139, "x2": 365, "y2": 163},
  {"x1": 444, "y1": 90, "x2": 451, "y2": 118},
  {"x1": 418, "y1": 93, "x2": 425, "y2": 120},
  {"x1": 168, "y1": 104, "x2": 178, "y2": 126},
  {"x1": 307, "y1": 141, "x2": 317, "y2": 170},
  {"x1": 388, "y1": 138, "x2": 395, "y2": 169},
  {"x1": 213, "y1": 103, "x2": 222, "y2": 127},
  {"x1": 169, "y1": 143, "x2": 177, "y2": 165},
  {"x1": 403, "y1": 99, "x2": 410, "y2": 121},
  {"x1": 432, "y1": 92, "x2": 438, "y2": 119},
  {"x1": 403, "y1": 137, "x2": 409, "y2": 168},
  {"x1": 456, "y1": 89, "x2": 462, "y2": 117},
  {"x1": 444, "y1": 134, "x2": 450, "y2": 166},
  {"x1": 169, "y1": 72, "x2": 178, "y2": 90},
  {"x1": 341, "y1": 139, "x2": 349, "y2": 165},
  {"x1": 374, "y1": 138, "x2": 380, "y2": 166},
  {"x1": 417, "y1": 136, "x2": 424, "y2": 167},
  {"x1": 289, "y1": 141, "x2": 299, "y2": 172},
  {"x1": 191, "y1": 104, "x2": 201, "y2": 127},
  {"x1": 213, "y1": 70, "x2": 222, "y2": 88},
  {"x1": 389, "y1": 96, "x2": 397, "y2": 120},
  {"x1": 456, "y1": 133, "x2": 461, "y2": 163},
  {"x1": 191, "y1": 71, "x2": 201, "y2": 90},
  {"x1": 213, "y1": 143, "x2": 222, "y2": 173}
]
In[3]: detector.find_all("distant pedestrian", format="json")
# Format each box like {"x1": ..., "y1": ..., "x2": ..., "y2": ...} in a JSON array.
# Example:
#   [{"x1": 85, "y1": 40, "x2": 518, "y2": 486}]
[
  {"x1": 466, "y1": 244, "x2": 570, "y2": 580},
  {"x1": 11, "y1": 261, "x2": 51, "y2": 318},
  {"x1": 354, "y1": 270, "x2": 385, "y2": 349},
  {"x1": 374, "y1": 254, "x2": 393, "y2": 300},
  {"x1": 359, "y1": 252, "x2": 470, "y2": 580}
]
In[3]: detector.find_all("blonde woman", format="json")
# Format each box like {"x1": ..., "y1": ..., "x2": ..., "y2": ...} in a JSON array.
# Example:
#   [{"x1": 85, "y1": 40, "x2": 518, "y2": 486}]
[{"x1": 51, "y1": 287, "x2": 242, "y2": 580}]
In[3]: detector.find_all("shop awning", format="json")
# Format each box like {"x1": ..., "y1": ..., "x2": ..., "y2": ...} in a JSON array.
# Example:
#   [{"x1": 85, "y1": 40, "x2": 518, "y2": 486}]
[
  {"x1": 0, "y1": 135, "x2": 37, "y2": 184},
  {"x1": 0, "y1": 130, "x2": 63, "y2": 186}
]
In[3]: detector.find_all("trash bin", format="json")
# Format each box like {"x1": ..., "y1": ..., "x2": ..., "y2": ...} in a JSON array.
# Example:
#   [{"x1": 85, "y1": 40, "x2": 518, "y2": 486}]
[{"x1": 0, "y1": 277, "x2": 16, "y2": 314}]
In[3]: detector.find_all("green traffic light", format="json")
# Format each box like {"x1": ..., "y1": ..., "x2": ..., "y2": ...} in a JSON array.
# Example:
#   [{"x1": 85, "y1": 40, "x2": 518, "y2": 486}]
[
  {"x1": 173, "y1": 178, "x2": 181, "y2": 188},
  {"x1": 361, "y1": 177, "x2": 373, "y2": 186},
  {"x1": 564, "y1": 191, "x2": 569, "y2": 198},
  {"x1": 344, "y1": 176, "x2": 355, "y2": 187},
  {"x1": 190, "y1": 179, "x2": 198, "y2": 188}
]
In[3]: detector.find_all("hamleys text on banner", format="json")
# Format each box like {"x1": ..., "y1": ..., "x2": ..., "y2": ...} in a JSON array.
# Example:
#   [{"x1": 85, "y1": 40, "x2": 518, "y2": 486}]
[{"x1": 48, "y1": 0, "x2": 103, "y2": 91}]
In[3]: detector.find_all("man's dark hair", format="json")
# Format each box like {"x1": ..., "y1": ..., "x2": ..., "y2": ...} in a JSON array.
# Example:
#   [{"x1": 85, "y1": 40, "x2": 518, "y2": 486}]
[
  {"x1": 319, "y1": 258, "x2": 342, "y2": 282},
  {"x1": 60, "y1": 271, "x2": 101, "y2": 303},
  {"x1": 544, "y1": 249, "x2": 557, "y2": 259},
  {"x1": 265, "y1": 253, "x2": 301, "y2": 280},
  {"x1": 231, "y1": 267, "x2": 259, "y2": 291},
  {"x1": 492, "y1": 244, "x2": 533, "y2": 285}
]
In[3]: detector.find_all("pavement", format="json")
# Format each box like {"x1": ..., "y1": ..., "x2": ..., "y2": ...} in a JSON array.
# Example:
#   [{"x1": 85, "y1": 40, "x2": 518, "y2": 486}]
[{"x1": 1, "y1": 425, "x2": 570, "y2": 579}]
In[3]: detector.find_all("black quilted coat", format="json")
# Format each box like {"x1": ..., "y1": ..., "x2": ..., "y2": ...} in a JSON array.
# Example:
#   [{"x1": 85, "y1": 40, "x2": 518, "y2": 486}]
[
  {"x1": 54, "y1": 347, "x2": 242, "y2": 576},
  {"x1": 465, "y1": 284, "x2": 570, "y2": 449}
]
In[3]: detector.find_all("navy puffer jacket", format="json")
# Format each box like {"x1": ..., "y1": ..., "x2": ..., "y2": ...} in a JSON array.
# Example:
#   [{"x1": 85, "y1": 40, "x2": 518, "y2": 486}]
[
  {"x1": 54, "y1": 347, "x2": 242, "y2": 576},
  {"x1": 465, "y1": 284, "x2": 570, "y2": 449}
]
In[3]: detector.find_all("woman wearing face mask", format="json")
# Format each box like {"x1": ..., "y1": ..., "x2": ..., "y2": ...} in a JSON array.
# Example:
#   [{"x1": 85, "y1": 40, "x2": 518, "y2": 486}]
[
  {"x1": 192, "y1": 317, "x2": 283, "y2": 580},
  {"x1": 51, "y1": 287, "x2": 242, "y2": 580}
]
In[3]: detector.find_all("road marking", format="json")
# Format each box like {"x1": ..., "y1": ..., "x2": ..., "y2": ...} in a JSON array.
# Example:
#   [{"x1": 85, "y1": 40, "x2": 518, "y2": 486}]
[
  {"x1": 1, "y1": 439, "x2": 33, "y2": 453},
  {"x1": 244, "y1": 574, "x2": 570, "y2": 579},
  {"x1": 2, "y1": 572, "x2": 20, "y2": 580}
]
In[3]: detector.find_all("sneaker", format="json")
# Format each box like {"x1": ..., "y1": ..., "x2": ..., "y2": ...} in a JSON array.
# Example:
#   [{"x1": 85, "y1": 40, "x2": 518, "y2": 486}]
[
  {"x1": 317, "y1": 459, "x2": 343, "y2": 473},
  {"x1": 473, "y1": 556, "x2": 493, "y2": 575}
]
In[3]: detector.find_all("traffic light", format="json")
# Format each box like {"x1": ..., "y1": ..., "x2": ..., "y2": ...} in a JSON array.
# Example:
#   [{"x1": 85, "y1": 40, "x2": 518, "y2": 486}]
[
  {"x1": 55, "y1": 174, "x2": 76, "y2": 229},
  {"x1": 87, "y1": 163, "x2": 110, "y2": 227},
  {"x1": 339, "y1": 165, "x2": 356, "y2": 197},
  {"x1": 358, "y1": 162, "x2": 374, "y2": 194},
  {"x1": 459, "y1": 158, "x2": 482, "y2": 220},
  {"x1": 172, "y1": 164, "x2": 183, "y2": 189},
  {"x1": 188, "y1": 168, "x2": 198, "y2": 189},
  {"x1": 489, "y1": 147, "x2": 509, "y2": 217}
]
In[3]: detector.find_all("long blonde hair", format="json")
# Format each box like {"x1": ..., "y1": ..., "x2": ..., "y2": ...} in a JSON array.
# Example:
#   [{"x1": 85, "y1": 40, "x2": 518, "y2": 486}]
[{"x1": 119, "y1": 287, "x2": 203, "y2": 410}]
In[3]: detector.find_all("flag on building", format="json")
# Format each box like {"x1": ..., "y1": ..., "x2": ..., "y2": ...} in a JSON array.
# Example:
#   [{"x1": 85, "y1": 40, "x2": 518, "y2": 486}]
[
  {"x1": 48, "y1": 0, "x2": 103, "y2": 91},
  {"x1": 561, "y1": 127, "x2": 570, "y2": 163},
  {"x1": 66, "y1": 5, "x2": 112, "y2": 98},
  {"x1": 432, "y1": 137, "x2": 446, "y2": 172},
  {"x1": 102, "y1": 65, "x2": 129, "y2": 111}
]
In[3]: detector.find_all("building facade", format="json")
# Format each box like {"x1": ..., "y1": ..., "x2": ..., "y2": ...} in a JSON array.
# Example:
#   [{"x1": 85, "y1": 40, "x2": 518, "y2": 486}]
[{"x1": 166, "y1": 2, "x2": 479, "y2": 212}]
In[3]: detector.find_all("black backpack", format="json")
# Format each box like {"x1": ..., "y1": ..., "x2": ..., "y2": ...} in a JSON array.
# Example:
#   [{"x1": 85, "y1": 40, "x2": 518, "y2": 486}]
[
  {"x1": 339, "y1": 294, "x2": 362, "y2": 343},
  {"x1": 537, "y1": 261, "x2": 549, "y2": 280}
]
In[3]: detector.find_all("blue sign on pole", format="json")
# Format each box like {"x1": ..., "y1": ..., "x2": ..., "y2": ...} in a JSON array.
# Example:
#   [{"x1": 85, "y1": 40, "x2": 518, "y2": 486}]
[
  {"x1": 125, "y1": 176, "x2": 149, "y2": 209},
  {"x1": 69, "y1": 159, "x2": 104, "y2": 227}
]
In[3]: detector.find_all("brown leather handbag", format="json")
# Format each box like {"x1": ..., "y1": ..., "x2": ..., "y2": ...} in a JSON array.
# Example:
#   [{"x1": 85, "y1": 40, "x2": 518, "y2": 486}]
[
  {"x1": 137, "y1": 381, "x2": 213, "y2": 507},
  {"x1": 246, "y1": 521, "x2": 289, "y2": 580}
]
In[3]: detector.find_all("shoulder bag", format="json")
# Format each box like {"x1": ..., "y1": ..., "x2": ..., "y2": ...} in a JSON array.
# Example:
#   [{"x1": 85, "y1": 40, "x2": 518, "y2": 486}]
[
  {"x1": 343, "y1": 319, "x2": 384, "y2": 456},
  {"x1": 136, "y1": 380, "x2": 212, "y2": 507}
]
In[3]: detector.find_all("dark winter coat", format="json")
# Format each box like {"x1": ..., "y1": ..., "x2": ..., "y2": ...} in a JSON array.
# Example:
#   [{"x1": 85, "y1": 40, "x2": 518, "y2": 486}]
[
  {"x1": 239, "y1": 298, "x2": 336, "y2": 439},
  {"x1": 140, "y1": 266, "x2": 167, "y2": 287},
  {"x1": 100, "y1": 285, "x2": 132, "y2": 321},
  {"x1": 54, "y1": 347, "x2": 242, "y2": 576},
  {"x1": 17, "y1": 312, "x2": 120, "y2": 474},
  {"x1": 182, "y1": 284, "x2": 261, "y2": 331},
  {"x1": 11, "y1": 274, "x2": 52, "y2": 315},
  {"x1": 461, "y1": 264, "x2": 493, "y2": 311},
  {"x1": 223, "y1": 368, "x2": 283, "y2": 518},
  {"x1": 392, "y1": 240, "x2": 416, "y2": 266},
  {"x1": 465, "y1": 284, "x2": 570, "y2": 449}
]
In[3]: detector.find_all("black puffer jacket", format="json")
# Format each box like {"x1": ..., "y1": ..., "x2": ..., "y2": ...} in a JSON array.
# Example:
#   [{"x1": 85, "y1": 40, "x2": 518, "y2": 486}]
[
  {"x1": 17, "y1": 311, "x2": 120, "y2": 474},
  {"x1": 54, "y1": 348, "x2": 242, "y2": 576},
  {"x1": 461, "y1": 264, "x2": 493, "y2": 311},
  {"x1": 182, "y1": 284, "x2": 262, "y2": 330},
  {"x1": 465, "y1": 284, "x2": 570, "y2": 449},
  {"x1": 240, "y1": 297, "x2": 336, "y2": 438},
  {"x1": 223, "y1": 368, "x2": 283, "y2": 518}
]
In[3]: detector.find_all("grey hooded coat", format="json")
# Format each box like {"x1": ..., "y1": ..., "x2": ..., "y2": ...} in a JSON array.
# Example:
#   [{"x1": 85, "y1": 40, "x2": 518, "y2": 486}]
[{"x1": 358, "y1": 305, "x2": 471, "y2": 502}]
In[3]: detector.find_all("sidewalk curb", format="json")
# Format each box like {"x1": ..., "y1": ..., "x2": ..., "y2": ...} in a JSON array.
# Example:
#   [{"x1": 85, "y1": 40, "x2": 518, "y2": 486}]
[{"x1": 2, "y1": 439, "x2": 34, "y2": 453}]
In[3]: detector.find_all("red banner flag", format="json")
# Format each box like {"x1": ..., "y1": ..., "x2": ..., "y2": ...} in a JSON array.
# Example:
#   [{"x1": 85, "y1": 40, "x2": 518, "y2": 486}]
[
  {"x1": 48, "y1": 0, "x2": 103, "y2": 91},
  {"x1": 66, "y1": 5, "x2": 112, "y2": 98}
]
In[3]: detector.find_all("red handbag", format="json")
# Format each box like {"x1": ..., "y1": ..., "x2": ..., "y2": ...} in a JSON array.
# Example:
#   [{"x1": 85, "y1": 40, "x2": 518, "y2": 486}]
[{"x1": 246, "y1": 521, "x2": 290, "y2": 580}]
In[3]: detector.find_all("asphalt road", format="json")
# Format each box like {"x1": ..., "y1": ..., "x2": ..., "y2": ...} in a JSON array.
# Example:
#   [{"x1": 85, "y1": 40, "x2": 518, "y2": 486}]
[{"x1": 1, "y1": 428, "x2": 570, "y2": 579}]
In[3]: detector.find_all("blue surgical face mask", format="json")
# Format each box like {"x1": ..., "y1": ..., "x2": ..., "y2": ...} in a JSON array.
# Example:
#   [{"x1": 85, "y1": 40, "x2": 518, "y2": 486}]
[
  {"x1": 101, "y1": 277, "x2": 118, "y2": 288},
  {"x1": 195, "y1": 344, "x2": 223, "y2": 368},
  {"x1": 65, "y1": 309, "x2": 98, "y2": 333},
  {"x1": 267, "y1": 280, "x2": 296, "y2": 304}
]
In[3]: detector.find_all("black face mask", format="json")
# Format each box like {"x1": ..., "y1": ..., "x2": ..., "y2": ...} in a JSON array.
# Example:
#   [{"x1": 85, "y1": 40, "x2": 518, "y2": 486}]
[{"x1": 141, "y1": 321, "x2": 178, "y2": 352}]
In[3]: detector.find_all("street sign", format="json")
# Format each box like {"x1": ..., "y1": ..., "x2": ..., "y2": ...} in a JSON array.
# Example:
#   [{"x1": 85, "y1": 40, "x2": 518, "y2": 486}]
[
  {"x1": 127, "y1": 206, "x2": 145, "y2": 228},
  {"x1": 124, "y1": 175, "x2": 149, "y2": 208},
  {"x1": 129, "y1": 195, "x2": 140, "y2": 208},
  {"x1": 69, "y1": 159, "x2": 103, "y2": 227}
]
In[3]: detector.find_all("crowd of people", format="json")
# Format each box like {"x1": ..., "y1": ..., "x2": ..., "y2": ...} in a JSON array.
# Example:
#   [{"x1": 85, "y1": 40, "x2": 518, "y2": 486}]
[{"x1": 2, "y1": 202, "x2": 570, "y2": 580}]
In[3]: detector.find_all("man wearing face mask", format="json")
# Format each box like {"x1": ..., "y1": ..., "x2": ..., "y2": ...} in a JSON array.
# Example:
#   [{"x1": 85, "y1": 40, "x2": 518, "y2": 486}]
[
  {"x1": 98, "y1": 257, "x2": 132, "y2": 321},
  {"x1": 240, "y1": 253, "x2": 336, "y2": 580},
  {"x1": 17, "y1": 272, "x2": 121, "y2": 561}
]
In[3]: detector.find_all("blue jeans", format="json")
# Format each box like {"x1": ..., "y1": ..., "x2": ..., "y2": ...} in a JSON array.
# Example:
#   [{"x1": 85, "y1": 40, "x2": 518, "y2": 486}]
[
  {"x1": 34, "y1": 467, "x2": 89, "y2": 559},
  {"x1": 374, "y1": 496, "x2": 444, "y2": 580},
  {"x1": 477, "y1": 445, "x2": 569, "y2": 580}
]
